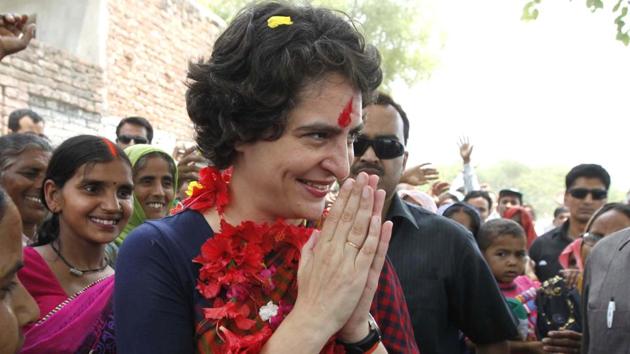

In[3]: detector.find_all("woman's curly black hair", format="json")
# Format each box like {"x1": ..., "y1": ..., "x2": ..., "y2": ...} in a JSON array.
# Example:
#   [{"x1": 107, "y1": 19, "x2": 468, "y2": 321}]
[{"x1": 186, "y1": 1, "x2": 382, "y2": 169}]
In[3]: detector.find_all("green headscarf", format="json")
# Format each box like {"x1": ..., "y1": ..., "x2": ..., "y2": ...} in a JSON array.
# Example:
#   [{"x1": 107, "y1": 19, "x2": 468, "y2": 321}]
[{"x1": 115, "y1": 144, "x2": 178, "y2": 246}]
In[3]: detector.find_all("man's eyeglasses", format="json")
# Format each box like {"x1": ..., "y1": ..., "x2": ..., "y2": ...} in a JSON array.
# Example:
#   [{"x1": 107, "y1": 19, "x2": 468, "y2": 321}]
[
  {"x1": 353, "y1": 136, "x2": 405, "y2": 159},
  {"x1": 117, "y1": 135, "x2": 148, "y2": 145},
  {"x1": 568, "y1": 188, "x2": 608, "y2": 200}
]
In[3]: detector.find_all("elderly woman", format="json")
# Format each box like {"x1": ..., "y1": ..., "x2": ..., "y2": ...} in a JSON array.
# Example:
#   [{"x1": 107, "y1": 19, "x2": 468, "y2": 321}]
[
  {"x1": 0, "y1": 134, "x2": 52, "y2": 245},
  {"x1": 114, "y1": 2, "x2": 412, "y2": 353},
  {"x1": 0, "y1": 187, "x2": 39, "y2": 354}
]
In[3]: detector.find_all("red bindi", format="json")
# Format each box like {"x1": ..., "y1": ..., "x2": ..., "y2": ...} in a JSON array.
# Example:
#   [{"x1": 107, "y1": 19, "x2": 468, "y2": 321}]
[{"x1": 337, "y1": 97, "x2": 353, "y2": 128}]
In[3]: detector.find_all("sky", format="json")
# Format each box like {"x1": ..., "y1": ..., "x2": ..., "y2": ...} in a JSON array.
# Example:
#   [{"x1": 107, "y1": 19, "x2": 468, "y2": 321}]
[{"x1": 394, "y1": 0, "x2": 630, "y2": 192}]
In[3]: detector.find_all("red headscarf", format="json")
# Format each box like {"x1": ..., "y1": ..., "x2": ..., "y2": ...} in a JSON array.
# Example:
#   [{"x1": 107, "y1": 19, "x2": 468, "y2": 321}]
[{"x1": 503, "y1": 206, "x2": 538, "y2": 249}]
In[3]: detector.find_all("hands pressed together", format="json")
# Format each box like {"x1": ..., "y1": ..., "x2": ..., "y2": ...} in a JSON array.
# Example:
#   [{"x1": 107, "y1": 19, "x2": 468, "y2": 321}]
[{"x1": 266, "y1": 172, "x2": 391, "y2": 352}]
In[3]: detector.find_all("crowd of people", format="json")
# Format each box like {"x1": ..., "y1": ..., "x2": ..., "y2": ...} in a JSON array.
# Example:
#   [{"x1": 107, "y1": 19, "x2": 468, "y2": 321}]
[{"x1": 1, "y1": 3, "x2": 629, "y2": 354}]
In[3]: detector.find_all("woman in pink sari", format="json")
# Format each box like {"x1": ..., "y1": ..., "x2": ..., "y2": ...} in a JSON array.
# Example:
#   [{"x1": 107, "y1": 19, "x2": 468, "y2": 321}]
[{"x1": 18, "y1": 135, "x2": 133, "y2": 353}]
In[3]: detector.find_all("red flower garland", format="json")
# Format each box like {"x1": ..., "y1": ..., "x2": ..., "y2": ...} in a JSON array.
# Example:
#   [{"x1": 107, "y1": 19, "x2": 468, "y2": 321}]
[{"x1": 178, "y1": 167, "x2": 332, "y2": 353}]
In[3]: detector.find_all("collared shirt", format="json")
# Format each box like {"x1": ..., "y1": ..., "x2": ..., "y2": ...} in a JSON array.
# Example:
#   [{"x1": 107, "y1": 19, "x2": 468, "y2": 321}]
[
  {"x1": 529, "y1": 221, "x2": 572, "y2": 282},
  {"x1": 385, "y1": 194, "x2": 518, "y2": 354},
  {"x1": 582, "y1": 228, "x2": 630, "y2": 353}
]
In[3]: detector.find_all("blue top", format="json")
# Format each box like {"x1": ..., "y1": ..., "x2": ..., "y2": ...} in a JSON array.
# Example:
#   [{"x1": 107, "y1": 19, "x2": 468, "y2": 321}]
[
  {"x1": 114, "y1": 208, "x2": 420, "y2": 353},
  {"x1": 115, "y1": 210, "x2": 212, "y2": 353}
]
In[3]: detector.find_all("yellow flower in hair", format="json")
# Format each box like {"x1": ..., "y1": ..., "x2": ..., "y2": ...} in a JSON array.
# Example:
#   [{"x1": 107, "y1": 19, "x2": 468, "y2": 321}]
[
  {"x1": 267, "y1": 16, "x2": 293, "y2": 29},
  {"x1": 186, "y1": 181, "x2": 204, "y2": 197}
]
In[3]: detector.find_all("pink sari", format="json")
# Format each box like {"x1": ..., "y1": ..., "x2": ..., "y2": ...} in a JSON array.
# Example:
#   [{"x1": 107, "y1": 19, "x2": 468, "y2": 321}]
[{"x1": 18, "y1": 248, "x2": 116, "y2": 353}]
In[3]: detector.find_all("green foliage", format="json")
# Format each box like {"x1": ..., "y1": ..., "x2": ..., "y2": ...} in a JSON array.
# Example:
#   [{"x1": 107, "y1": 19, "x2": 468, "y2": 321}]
[
  {"x1": 433, "y1": 160, "x2": 626, "y2": 219},
  {"x1": 522, "y1": 0, "x2": 630, "y2": 46},
  {"x1": 198, "y1": 0, "x2": 440, "y2": 89},
  {"x1": 522, "y1": 0, "x2": 542, "y2": 20}
]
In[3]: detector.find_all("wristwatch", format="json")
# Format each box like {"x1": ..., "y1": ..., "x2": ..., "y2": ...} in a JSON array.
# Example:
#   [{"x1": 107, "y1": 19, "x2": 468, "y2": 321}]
[{"x1": 338, "y1": 314, "x2": 382, "y2": 353}]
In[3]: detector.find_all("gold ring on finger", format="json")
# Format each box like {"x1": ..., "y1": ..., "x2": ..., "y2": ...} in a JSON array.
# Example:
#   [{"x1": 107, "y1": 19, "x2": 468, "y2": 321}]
[{"x1": 345, "y1": 240, "x2": 361, "y2": 249}]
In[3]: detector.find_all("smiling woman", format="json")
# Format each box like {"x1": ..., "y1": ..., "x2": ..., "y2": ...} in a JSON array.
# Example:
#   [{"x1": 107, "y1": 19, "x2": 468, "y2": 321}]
[
  {"x1": 0, "y1": 187, "x2": 39, "y2": 354},
  {"x1": 17, "y1": 135, "x2": 133, "y2": 353},
  {"x1": 112, "y1": 2, "x2": 425, "y2": 354},
  {"x1": 115, "y1": 144, "x2": 177, "y2": 247},
  {"x1": 0, "y1": 134, "x2": 52, "y2": 244}
]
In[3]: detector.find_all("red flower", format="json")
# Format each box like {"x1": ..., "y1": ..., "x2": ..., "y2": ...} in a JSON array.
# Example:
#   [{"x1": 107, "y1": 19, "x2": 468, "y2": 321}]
[
  {"x1": 184, "y1": 165, "x2": 339, "y2": 353},
  {"x1": 179, "y1": 167, "x2": 231, "y2": 213},
  {"x1": 203, "y1": 299, "x2": 255, "y2": 329},
  {"x1": 219, "y1": 325, "x2": 272, "y2": 353},
  {"x1": 227, "y1": 284, "x2": 250, "y2": 302}
]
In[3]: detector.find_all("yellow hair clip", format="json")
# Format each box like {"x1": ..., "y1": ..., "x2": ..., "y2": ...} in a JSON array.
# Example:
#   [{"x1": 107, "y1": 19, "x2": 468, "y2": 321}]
[
  {"x1": 186, "y1": 181, "x2": 204, "y2": 197},
  {"x1": 267, "y1": 16, "x2": 293, "y2": 29}
]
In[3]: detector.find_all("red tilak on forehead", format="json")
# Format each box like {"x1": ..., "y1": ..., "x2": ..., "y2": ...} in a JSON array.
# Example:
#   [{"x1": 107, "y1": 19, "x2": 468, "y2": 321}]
[
  {"x1": 102, "y1": 137, "x2": 118, "y2": 157},
  {"x1": 337, "y1": 97, "x2": 353, "y2": 128}
]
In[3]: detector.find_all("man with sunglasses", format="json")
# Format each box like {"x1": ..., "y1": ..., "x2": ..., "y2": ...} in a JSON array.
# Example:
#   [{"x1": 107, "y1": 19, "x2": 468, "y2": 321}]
[
  {"x1": 115, "y1": 116, "x2": 153, "y2": 149},
  {"x1": 350, "y1": 92, "x2": 517, "y2": 354},
  {"x1": 529, "y1": 163, "x2": 610, "y2": 283}
]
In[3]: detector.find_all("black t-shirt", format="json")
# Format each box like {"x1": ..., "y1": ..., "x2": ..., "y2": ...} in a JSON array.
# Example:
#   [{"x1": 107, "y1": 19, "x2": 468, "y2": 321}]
[
  {"x1": 386, "y1": 195, "x2": 518, "y2": 354},
  {"x1": 529, "y1": 221, "x2": 572, "y2": 283}
]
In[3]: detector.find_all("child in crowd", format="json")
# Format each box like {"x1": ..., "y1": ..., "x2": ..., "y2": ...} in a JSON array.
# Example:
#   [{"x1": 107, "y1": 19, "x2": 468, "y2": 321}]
[{"x1": 478, "y1": 219, "x2": 543, "y2": 353}]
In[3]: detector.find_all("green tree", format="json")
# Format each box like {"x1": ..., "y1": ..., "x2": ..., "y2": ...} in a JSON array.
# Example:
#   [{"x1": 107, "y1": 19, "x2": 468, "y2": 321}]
[
  {"x1": 198, "y1": 0, "x2": 440, "y2": 90},
  {"x1": 522, "y1": 0, "x2": 630, "y2": 45}
]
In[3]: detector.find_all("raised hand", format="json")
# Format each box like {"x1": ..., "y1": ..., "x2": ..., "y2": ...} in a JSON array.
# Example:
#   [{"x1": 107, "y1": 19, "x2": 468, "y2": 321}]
[
  {"x1": 458, "y1": 136, "x2": 474, "y2": 164},
  {"x1": 430, "y1": 181, "x2": 451, "y2": 198},
  {"x1": 0, "y1": 14, "x2": 35, "y2": 61},
  {"x1": 175, "y1": 145, "x2": 206, "y2": 186},
  {"x1": 400, "y1": 162, "x2": 439, "y2": 186}
]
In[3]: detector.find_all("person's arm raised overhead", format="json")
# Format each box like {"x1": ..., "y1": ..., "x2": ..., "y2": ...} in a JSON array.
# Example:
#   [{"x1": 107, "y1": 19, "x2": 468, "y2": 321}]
[
  {"x1": 0, "y1": 14, "x2": 35, "y2": 61},
  {"x1": 458, "y1": 136, "x2": 481, "y2": 193}
]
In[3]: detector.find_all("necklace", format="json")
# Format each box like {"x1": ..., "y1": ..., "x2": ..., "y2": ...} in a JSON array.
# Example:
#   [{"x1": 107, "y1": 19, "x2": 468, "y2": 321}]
[{"x1": 50, "y1": 241, "x2": 108, "y2": 277}]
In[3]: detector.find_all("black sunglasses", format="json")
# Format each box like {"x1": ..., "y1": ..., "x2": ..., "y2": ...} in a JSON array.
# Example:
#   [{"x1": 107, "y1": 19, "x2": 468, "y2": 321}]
[
  {"x1": 568, "y1": 188, "x2": 608, "y2": 200},
  {"x1": 353, "y1": 136, "x2": 405, "y2": 159},
  {"x1": 117, "y1": 135, "x2": 148, "y2": 145}
]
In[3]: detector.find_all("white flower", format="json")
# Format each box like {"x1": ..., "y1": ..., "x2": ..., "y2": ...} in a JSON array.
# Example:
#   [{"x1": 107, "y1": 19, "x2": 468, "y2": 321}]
[{"x1": 259, "y1": 301, "x2": 279, "y2": 322}]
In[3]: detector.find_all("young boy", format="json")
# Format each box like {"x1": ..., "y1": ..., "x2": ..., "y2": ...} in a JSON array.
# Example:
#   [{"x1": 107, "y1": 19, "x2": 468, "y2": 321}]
[{"x1": 478, "y1": 219, "x2": 543, "y2": 353}]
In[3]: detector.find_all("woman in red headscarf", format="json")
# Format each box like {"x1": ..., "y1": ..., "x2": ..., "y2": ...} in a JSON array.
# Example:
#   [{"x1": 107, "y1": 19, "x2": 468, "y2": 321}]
[{"x1": 503, "y1": 206, "x2": 537, "y2": 249}]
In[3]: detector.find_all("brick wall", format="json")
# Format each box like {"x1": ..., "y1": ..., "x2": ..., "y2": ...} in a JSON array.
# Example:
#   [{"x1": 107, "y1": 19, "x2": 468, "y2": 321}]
[
  {"x1": 0, "y1": 40, "x2": 104, "y2": 144},
  {"x1": 106, "y1": 0, "x2": 222, "y2": 148},
  {"x1": 0, "y1": 0, "x2": 222, "y2": 149}
]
